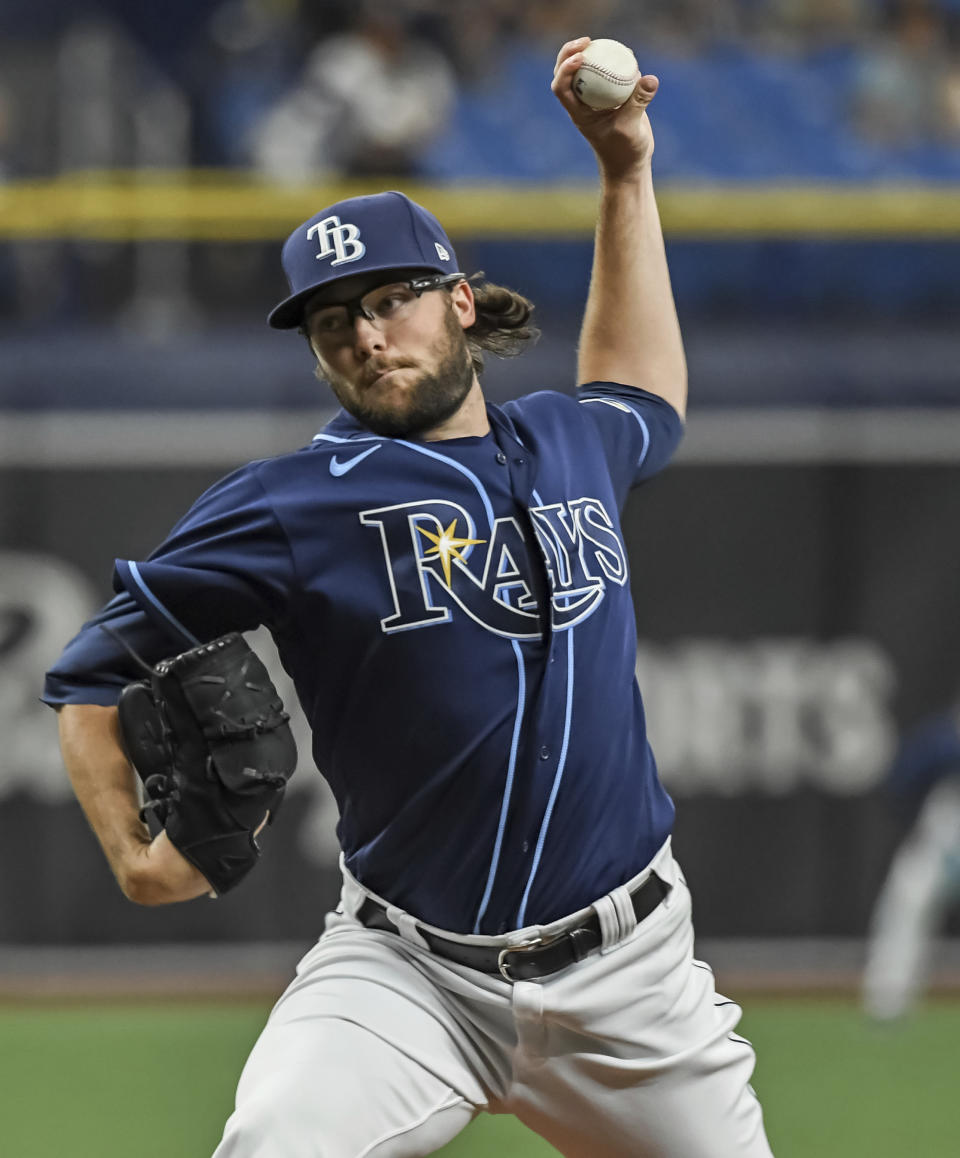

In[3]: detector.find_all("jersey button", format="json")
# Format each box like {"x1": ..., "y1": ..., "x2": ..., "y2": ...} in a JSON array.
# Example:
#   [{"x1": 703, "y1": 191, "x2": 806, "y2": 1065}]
[
  {"x1": 495, "y1": 451, "x2": 507, "y2": 465},
  {"x1": 539, "y1": 745, "x2": 550, "y2": 760}
]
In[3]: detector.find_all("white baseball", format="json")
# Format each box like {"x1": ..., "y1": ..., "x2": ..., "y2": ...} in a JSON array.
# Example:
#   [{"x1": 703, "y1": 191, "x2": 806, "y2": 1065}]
[{"x1": 573, "y1": 39, "x2": 640, "y2": 111}]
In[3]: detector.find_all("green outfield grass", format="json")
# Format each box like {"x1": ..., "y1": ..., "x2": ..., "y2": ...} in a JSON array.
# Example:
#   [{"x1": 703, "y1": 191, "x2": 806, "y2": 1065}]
[{"x1": 1, "y1": 997, "x2": 957, "y2": 1157}]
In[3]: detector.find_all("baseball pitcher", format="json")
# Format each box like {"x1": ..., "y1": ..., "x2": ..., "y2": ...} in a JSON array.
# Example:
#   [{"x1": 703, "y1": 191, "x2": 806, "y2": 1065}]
[{"x1": 45, "y1": 40, "x2": 774, "y2": 1157}]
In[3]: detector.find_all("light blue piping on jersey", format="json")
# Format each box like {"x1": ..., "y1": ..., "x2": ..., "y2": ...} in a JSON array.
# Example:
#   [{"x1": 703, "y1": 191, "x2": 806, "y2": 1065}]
[
  {"x1": 474, "y1": 483, "x2": 548, "y2": 931},
  {"x1": 472, "y1": 639, "x2": 527, "y2": 934},
  {"x1": 395, "y1": 440, "x2": 496, "y2": 529},
  {"x1": 125, "y1": 561, "x2": 200, "y2": 647},
  {"x1": 515, "y1": 626, "x2": 576, "y2": 928},
  {"x1": 579, "y1": 397, "x2": 651, "y2": 468},
  {"x1": 395, "y1": 437, "x2": 515, "y2": 930},
  {"x1": 311, "y1": 432, "x2": 383, "y2": 445}
]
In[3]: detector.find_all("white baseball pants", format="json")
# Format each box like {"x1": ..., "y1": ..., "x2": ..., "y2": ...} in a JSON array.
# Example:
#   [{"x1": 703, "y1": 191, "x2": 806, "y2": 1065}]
[{"x1": 213, "y1": 843, "x2": 773, "y2": 1157}]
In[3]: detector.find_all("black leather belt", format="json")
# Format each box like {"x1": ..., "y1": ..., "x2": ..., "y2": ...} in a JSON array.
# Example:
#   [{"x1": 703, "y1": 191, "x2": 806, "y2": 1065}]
[{"x1": 356, "y1": 871, "x2": 670, "y2": 982}]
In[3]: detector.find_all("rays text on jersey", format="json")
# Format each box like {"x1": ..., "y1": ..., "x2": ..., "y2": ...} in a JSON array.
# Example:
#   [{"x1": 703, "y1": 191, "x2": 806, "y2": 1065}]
[{"x1": 359, "y1": 497, "x2": 628, "y2": 637}]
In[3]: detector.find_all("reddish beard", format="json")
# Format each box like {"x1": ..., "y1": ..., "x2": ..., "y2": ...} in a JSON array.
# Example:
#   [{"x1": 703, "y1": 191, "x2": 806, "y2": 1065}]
[{"x1": 323, "y1": 306, "x2": 474, "y2": 439}]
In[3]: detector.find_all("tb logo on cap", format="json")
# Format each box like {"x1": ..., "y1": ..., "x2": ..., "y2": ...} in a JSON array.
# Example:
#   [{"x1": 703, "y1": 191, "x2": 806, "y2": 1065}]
[{"x1": 307, "y1": 216, "x2": 366, "y2": 267}]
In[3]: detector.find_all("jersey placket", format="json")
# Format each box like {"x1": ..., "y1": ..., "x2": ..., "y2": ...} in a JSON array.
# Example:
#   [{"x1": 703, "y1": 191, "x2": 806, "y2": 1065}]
[{"x1": 476, "y1": 427, "x2": 573, "y2": 934}]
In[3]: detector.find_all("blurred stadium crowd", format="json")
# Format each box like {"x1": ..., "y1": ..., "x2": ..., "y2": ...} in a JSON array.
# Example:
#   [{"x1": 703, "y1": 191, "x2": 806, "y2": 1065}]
[
  {"x1": 1, "y1": 0, "x2": 959, "y2": 182},
  {"x1": 0, "y1": 2, "x2": 957, "y2": 397}
]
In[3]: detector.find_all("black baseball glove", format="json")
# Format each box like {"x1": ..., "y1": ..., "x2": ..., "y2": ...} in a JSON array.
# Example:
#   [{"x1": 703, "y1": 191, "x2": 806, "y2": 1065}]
[{"x1": 117, "y1": 632, "x2": 298, "y2": 896}]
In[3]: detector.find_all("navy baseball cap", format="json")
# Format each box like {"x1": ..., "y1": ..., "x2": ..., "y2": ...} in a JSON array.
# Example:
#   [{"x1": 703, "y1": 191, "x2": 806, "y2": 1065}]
[{"x1": 268, "y1": 191, "x2": 460, "y2": 329}]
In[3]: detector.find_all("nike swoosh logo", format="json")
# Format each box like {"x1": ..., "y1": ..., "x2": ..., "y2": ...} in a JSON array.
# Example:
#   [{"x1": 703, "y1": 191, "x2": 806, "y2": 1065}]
[{"x1": 329, "y1": 444, "x2": 382, "y2": 476}]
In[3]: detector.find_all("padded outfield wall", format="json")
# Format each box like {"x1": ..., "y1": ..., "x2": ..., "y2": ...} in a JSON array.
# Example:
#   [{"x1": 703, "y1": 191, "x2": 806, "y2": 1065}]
[{"x1": 3, "y1": 426, "x2": 960, "y2": 947}]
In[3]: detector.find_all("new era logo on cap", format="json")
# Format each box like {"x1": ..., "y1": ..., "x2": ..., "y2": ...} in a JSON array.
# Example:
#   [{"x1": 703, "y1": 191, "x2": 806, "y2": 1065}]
[{"x1": 268, "y1": 191, "x2": 461, "y2": 330}]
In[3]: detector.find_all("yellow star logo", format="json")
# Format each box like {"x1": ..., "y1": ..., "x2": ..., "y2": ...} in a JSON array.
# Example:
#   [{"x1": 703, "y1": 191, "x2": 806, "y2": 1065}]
[{"x1": 417, "y1": 519, "x2": 486, "y2": 587}]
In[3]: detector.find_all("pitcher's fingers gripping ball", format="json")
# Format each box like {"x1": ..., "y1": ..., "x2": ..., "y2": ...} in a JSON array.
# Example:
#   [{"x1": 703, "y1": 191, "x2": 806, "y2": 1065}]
[
  {"x1": 573, "y1": 38, "x2": 640, "y2": 109},
  {"x1": 551, "y1": 37, "x2": 659, "y2": 170}
]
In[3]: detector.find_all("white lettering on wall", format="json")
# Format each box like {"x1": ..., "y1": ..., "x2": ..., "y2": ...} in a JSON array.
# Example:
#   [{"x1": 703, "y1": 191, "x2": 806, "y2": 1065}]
[
  {"x1": 0, "y1": 552, "x2": 98, "y2": 800},
  {"x1": 637, "y1": 638, "x2": 896, "y2": 795}
]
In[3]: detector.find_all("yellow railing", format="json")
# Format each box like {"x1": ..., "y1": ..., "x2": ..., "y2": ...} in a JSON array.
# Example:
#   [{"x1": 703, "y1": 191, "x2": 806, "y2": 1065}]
[{"x1": 2, "y1": 172, "x2": 960, "y2": 239}]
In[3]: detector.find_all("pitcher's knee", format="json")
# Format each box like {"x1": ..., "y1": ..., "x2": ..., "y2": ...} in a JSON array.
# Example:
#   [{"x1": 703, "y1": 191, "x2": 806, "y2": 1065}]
[
  {"x1": 216, "y1": 1081, "x2": 350, "y2": 1158},
  {"x1": 216, "y1": 1080, "x2": 474, "y2": 1158}
]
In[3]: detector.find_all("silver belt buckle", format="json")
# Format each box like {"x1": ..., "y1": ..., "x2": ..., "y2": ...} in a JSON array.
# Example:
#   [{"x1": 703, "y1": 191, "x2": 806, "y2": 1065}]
[{"x1": 497, "y1": 933, "x2": 543, "y2": 982}]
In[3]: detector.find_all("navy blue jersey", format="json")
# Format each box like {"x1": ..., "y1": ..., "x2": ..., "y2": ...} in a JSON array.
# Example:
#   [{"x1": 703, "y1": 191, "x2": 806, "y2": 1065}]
[{"x1": 45, "y1": 383, "x2": 683, "y2": 934}]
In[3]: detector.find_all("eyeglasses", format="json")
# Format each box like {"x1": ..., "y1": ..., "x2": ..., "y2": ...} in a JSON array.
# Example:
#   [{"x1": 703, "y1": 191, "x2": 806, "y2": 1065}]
[{"x1": 302, "y1": 273, "x2": 465, "y2": 345}]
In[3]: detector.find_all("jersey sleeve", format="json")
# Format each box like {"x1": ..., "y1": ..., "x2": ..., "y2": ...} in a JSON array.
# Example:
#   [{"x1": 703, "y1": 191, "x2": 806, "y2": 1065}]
[
  {"x1": 42, "y1": 592, "x2": 183, "y2": 707},
  {"x1": 112, "y1": 463, "x2": 294, "y2": 649},
  {"x1": 576, "y1": 382, "x2": 684, "y2": 504}
]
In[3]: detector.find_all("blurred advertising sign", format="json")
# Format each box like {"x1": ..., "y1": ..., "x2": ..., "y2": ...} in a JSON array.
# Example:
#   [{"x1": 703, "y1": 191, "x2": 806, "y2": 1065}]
[
  {"x1": 0, "y1": 552, "x2": 98, "y2": 801},
  {"x1": 639, "y1": 638, "x2": 895, "y2": 797}
]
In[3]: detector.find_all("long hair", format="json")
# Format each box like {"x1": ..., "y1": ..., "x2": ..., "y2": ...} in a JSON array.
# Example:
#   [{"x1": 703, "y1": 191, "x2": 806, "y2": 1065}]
[{"x1": 464, "y1": 274, "x2": 540, "y2": 375}]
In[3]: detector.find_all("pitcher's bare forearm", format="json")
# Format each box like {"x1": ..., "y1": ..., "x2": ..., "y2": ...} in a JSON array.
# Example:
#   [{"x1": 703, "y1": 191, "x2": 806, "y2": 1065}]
[
  {"x1": 57, "y1": 703, "x2": 210, "y2": 904},
  {"x1": 579, "y1": 166, "x2": 687, "y2": 416},
  {"x1": 58, "y1": 704, "x2": 147, "y2": 881}
]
